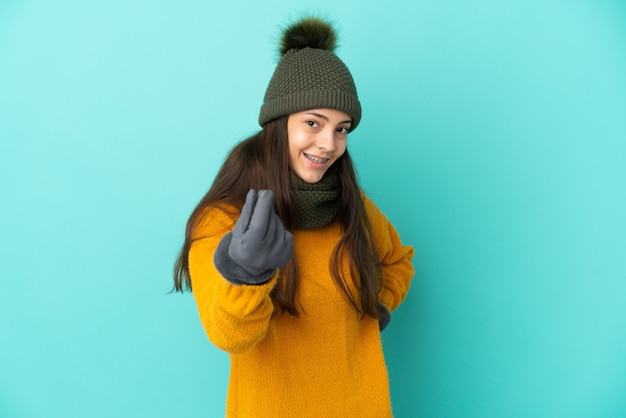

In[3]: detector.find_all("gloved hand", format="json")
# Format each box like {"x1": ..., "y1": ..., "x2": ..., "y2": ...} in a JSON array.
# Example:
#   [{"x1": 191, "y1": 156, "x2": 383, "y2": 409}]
[
  {"x1": 214, "y1": 189, "x2": 294, "y2": 285},
  {"x1": 378, "y1": 304, "x2": 391, "y2": 332}
]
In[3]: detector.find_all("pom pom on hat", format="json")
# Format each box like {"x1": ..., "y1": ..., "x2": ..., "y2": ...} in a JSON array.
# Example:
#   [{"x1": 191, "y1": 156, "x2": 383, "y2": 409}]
[
  {"x1": 279, "y1": 17, "x2": 337, "y2": 56},
  {"x1": 259, "y1": 16, "x2": 361, "y2": 131}
]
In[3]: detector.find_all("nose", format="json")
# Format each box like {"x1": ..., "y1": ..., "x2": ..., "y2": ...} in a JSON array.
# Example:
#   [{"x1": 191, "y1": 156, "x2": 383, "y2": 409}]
[{"x1": 316, "y1": 128, "x2": 336, "y2": 152}]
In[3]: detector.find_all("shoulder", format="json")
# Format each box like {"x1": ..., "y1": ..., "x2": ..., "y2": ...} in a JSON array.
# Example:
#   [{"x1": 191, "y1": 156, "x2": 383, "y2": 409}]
[
  {"x1": 361, "y1": 193, "x2": 388, "y2": 226},
  {"x1": 360, "y1": 192, "x2": 396, "y2": 253},
  {"x1": 192, "y1": 203, "x2": 241, "y2": 240}
]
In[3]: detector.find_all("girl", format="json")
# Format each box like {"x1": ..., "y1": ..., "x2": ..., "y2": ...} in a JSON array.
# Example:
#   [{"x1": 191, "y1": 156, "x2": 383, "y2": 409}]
[{"x1": 173, "y1": 16, "x2": 414, "y2": 418}]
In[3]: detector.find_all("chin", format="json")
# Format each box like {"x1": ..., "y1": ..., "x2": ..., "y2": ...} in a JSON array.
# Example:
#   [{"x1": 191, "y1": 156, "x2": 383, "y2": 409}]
[
  {"x1": 302, "y1": 177, "x2": 323, "y2": 184},
  {"x1": 298, "y1": 172, "x2": 324, "y2": 184}
]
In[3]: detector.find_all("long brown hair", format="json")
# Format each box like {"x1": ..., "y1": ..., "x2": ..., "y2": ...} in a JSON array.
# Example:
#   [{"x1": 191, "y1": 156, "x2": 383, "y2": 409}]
[{"x1": 172, "y1": 116, "x2": 383, "y2": 319}]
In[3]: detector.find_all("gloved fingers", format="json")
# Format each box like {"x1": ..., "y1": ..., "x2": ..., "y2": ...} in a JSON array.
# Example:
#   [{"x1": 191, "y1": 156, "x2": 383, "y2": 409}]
[
  {"x1": 275, "y1": 230, "x2": 294, "y2": 265},
  {"x1": 281, "y1": 227, "x2": 293, "y2": 245},
  {"x1": 247, "y1": 190, "x2": 275, "y2": 238},
  {"x1": 262, "y1": 211, "x2": 278, "y2": 244},
  {"x1": 229, "y1": 189, "x2": 294, "y2": 270},
  {"x1": 233, "y1": 189, "x2": 257, "y2": 237}
]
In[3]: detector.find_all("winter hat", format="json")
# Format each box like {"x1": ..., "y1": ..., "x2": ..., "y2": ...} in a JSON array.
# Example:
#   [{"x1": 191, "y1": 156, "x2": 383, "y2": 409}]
[{"x1": 258, "y1": 17, "x2": 362, "y2": 131}]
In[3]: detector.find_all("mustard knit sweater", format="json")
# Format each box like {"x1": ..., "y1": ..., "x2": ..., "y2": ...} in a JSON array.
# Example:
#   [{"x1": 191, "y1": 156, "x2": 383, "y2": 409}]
[{"x1": 189, "y1": 195, "x2": 414, "y2": 417}]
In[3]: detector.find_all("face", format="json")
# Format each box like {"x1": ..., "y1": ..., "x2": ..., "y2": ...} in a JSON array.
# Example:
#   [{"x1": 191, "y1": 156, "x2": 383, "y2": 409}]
[{"x1": 287, "y1": 108, "x2": 352, "y2": 184}]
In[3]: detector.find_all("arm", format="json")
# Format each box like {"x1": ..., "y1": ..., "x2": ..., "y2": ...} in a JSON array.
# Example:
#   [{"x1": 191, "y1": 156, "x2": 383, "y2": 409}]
[
  {"x1": 188, "y1": 205, "x2": 279, "y2": 354},
  {"x1": 363, "y1": 196, "x2": 415, "y2": 312}
]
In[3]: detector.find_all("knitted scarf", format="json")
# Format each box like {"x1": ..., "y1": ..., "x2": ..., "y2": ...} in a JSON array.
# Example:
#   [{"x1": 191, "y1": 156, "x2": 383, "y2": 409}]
[{"x1": 292, "y1": 173, "x2": 340, "y2": 229}]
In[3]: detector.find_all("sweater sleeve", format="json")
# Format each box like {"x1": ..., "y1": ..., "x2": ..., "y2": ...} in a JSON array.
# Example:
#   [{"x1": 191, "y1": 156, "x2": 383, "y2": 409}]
[
  {"x1": 188, "y1": 206, "x2": 278, "y2": 354},
  {"x1": 363, "y1": 196, "x2": 415, "y2": 312}
]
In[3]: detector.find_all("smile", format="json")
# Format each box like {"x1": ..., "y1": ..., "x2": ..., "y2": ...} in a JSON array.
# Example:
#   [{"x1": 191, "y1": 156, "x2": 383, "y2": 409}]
[{"x1": 304, "y1": 153, "x2": 329, "y2": 164}]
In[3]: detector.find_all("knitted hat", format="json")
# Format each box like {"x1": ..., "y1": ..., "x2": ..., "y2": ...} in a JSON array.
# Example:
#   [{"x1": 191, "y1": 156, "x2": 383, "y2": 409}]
[{"x1": 259, "y1": 17, "x2": 362, "y2": 131}]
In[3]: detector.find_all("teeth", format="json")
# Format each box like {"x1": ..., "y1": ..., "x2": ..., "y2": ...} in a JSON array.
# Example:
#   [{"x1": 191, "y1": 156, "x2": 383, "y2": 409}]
[{"x1": 305, "y1": 153, "x2": 329, "y2": 164}]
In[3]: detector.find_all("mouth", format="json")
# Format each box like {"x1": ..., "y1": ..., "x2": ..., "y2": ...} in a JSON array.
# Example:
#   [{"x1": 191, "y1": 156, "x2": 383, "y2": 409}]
[{"x1": 304, "y1": 153, "x2": 330, "y2": 164}]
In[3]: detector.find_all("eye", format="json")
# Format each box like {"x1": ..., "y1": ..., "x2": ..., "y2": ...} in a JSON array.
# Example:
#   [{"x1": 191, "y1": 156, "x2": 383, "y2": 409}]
[
  {"x1": 307, "y1": 120, "x2": 319, "y2": 128},
  {"x1": 337, "y1": 127, "x2": 349, "y2": 135}
]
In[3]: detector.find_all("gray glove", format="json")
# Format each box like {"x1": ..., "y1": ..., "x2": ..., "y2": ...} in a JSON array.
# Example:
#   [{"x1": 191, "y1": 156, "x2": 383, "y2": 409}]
[
  {"x1": 214, "y1": 189, "x2": 294, "y2": 285},
  {"x1": 378, "y1": 304, "x2": 391, "y2": 332}
]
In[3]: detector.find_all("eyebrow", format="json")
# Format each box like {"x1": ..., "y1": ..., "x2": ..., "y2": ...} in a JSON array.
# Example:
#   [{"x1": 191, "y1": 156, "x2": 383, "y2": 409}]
[{"x1": 305, "y1": 112, "x2": 352, "y2": 125}]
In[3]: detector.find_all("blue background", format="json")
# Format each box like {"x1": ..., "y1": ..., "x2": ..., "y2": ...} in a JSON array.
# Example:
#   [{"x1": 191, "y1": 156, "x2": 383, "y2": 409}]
[{"x1": 2, "y1": 0, "x2": 625, "y2": 417}]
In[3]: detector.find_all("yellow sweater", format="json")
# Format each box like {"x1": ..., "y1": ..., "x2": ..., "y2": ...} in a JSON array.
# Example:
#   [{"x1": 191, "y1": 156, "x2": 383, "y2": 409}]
[{"x1": 189, "y1": 196, "x2": 414, "y2": 417}]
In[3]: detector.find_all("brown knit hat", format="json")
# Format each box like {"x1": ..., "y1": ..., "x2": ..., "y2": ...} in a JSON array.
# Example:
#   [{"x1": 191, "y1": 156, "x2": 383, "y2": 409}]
[{"x1": 258, "y1": 17, "x2": 362, "y2": 131}]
